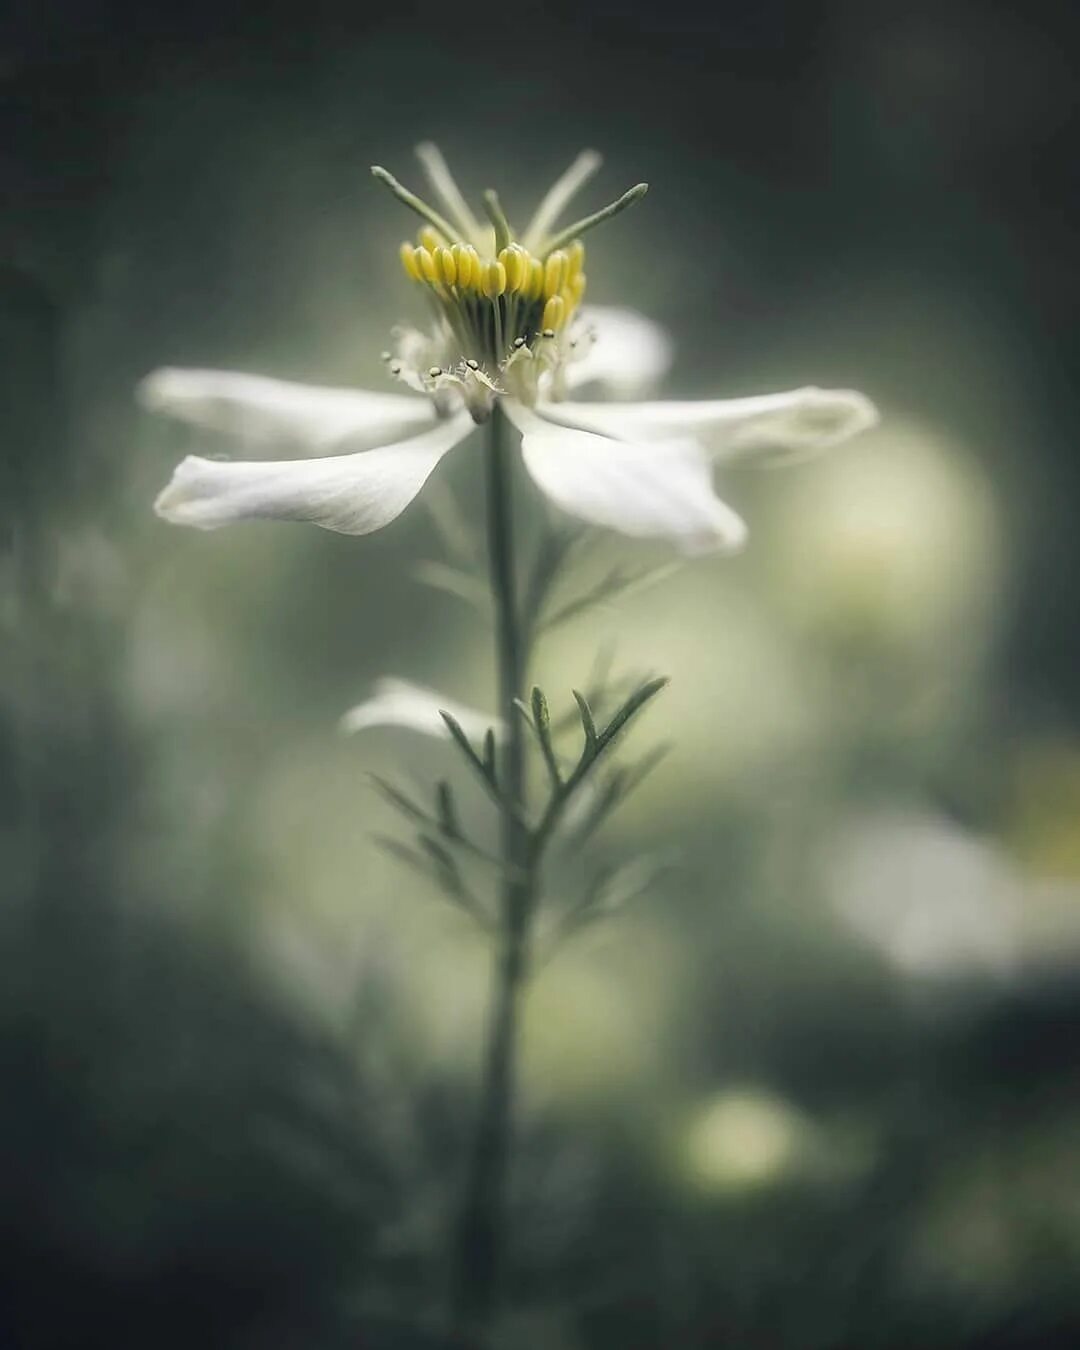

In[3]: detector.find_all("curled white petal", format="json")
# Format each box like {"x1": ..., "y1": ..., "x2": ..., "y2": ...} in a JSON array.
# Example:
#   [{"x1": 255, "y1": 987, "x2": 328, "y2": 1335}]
[
  {"x1": 541, "y1": 386, "x2": 879, "y2": 464},
  {"x1": 339, "y1": 677, "x2": 501, "y2": 741},
  {"x1": 562, "y1": 306, "x2": 674, "y2": 396},
  {"x1": 154, "y1": 412, "x2": 473, "y2": 534},
  {"x1": 504, "y1": 402, "x2": 746, "y2": 555},
  {"x1": 138, "y1": 368, "x2": 436, "y2": 452}
]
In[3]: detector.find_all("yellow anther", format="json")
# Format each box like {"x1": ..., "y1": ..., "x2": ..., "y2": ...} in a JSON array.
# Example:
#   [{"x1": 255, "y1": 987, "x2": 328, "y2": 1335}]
[
  {"x1": 417, "y1": 247, "x2": 439, "y2": 284},
  {"x1": 544, "y1": 250, "x2": 569, "y2": 298},
  {"x1": 499, "y1": 245, "x2": 526, "y2": 293},
  {"x1": 399, "y1": 242, "x2": 422, "y2": 282},
  {"x1": 542, "y1": 294, "x2": 566, "y2": 331},
  {"x1": 418, "y1": 225, "x2": 443, "y2": 252},
  {"x1": 437, "y1": 246, "x2": 457, "y2": 287},
  {"x1": 451, "y1": 243, "x2": 473, "y2": 289},
  {"x1": 567, "y1": 239, "x2": 585, "y2": 281},
  {"x1": 527, "y1": 257, "x2": 545, "y2": 301},
  {"x1": 483, "y1": 260, "x2": 507, "y2": 298},
  {"x1": 568, "y1": 272, "x2": 586, "y2": 307}
]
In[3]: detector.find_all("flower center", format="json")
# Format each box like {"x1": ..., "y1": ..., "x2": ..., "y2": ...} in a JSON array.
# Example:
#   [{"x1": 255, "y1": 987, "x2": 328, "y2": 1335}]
[
  {"x1": 371, "y1": 149, "x2": 647, "y2": 416},
  {"x1": 399, "y1": 229, "x2": 587, "y2": 370}
]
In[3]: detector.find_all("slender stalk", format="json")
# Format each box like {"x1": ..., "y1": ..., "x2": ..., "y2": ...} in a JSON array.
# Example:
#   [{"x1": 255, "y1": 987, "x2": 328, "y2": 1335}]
[{"x1": 449, "y1": 402, "x2": 534, "y2": 1345}]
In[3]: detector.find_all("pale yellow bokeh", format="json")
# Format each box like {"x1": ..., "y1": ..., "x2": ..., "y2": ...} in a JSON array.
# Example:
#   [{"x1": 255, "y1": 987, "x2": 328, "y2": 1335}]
[
  {"x1": 767, "y1": 416, "x2": 1004, "y2": 657},
  {"x1": 522, "y1": 931, "x2": 682, "y2": 1103},
  {"x1": 680, "y1": 1087, "x2": 810, "y2": 1193}
]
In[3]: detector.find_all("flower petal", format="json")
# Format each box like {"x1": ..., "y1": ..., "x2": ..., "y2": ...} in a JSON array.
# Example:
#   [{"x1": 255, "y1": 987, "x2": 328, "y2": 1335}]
[
  {"x1": 339, "y1": 677, "x2": 501, "y2": 741},
  {"x1": 504, "y1": 403, "x2": 746, "y2": 554},
  {"x1": 154, "y1": 413, "x2": 473, "y2": 534},
  {"x1": 562, "y1": 306, "x2": 674, "y2": 396},
  {"x1": 138, "y1": 367, "x2": 436, "y2": 452},
  {"x1": 540, "y1": 386, "x2": 879, "y2": 464}
]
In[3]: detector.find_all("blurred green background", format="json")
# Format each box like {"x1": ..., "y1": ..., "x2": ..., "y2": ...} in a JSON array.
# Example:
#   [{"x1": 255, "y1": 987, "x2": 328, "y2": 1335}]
[{"x1": 3, "y1": 1, "x2": 1079, "y2": 1346}]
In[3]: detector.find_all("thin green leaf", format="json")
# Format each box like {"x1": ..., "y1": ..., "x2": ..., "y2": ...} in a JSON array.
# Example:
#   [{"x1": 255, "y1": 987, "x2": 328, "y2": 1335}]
[
  {"x1": 534, "y1": 681, "x2": 670, "y2": 857},
  {"x1": 367, "y1": 774, "x2": 432, "y2": 828},
  {"x1": 418, "y1": 832, "x2": 460, "y2": 880},
  {"x1": 567, "y1": 770, "x2": 627, "y2": 844},
  {"x1": 530, "y1": 686, "x2": 551, "y2": 736},
  {"x1": 514, "y1": 695, "x2": 564, "y2": 790},
  {"x1": 540, "y1": 569, "x2": 626, "y2": 632},
  {"x1": 584, "y1": 639, "x2": 618, "y2": 701},
  {"x1": 572, "y1": 689, "x2": 598, "y2": 757},
  {"x1": 568, "y1": 742, "x2": 671, "y2": 843},
  {"x1": 554, "y1": 672, "x2": 640, "y2": 735},
  {"x1": 596, "y1": 676, "x2": 670, "y2": 753},
  {"x1": 440, "y1": 711, "x2": 487, "y2": 776},
  {"x1": 621, "y1": 741, "x2": 672, "y2": 797},
  {"x1": 374, "y1": 831, "x2": 490, "y2": 929},
  {"x1": 435, "y1": 780, "x2": 460, "y2": 839},
  {"x1": 551, "y1": 647, "x2": 631, "y2": 734},
  {"x1": 442, "y1": 711, "x2": 507, "y2": 812},
  {"x1": 540, "y1": 560, "x2": 680, "y2": 633},
  {"x1": 530, "y1": 685, "x2": 561, "y2": 788},
  {"x1": 413, "y1": 560, "x2": 489, "y2": 612},
  {"x1": 594, "y1": 853, "x2": 676, "y2": 912},
  {"x1": 521, "y1": 526, "x2": 582, "y2": 640},
  {"x1": 371, "y1": 833, "x2": 433, "y2": 878},
  {"x1": 417, "y1": 834, "x2": 491, "y2": 926},
  {"x1": 373, "y1": 787, "x2": 501, "y2": 872},
  {"x1": 482, "y1": 727, "x2": 498, "y2": 783},
  {"x1": 554, "y1": 853, "x2": 675, "y2": 947}
]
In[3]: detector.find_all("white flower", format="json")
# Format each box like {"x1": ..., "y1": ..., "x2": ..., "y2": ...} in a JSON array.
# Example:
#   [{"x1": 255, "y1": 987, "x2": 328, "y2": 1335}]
[
  {"x1": 339, "y1": 677, "x2": 500, "y2": 741},
  {"x1": 143, "y1": 146, "x2": 877, "y2": 554},
  {"x1": 828, "y1": 809, "x2": 1020, "y2": 980}
]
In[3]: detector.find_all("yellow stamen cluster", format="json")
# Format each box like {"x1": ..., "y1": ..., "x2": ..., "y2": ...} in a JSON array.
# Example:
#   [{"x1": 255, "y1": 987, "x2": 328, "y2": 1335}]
[{"x1": 399, "y1": 229, "x2": 587, "y2": 368}]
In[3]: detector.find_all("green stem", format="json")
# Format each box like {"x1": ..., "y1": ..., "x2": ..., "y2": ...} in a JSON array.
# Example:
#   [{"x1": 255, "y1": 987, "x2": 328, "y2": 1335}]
[{"x1": 449, "y1": 402, "x2": 534, "y2": 1345}]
